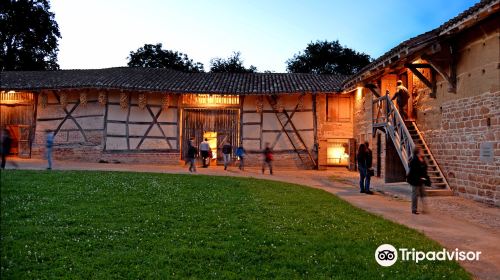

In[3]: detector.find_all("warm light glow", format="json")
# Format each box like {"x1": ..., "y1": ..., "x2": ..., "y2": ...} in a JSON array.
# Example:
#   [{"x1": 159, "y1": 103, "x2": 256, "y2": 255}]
[
  {"x1": 327, "y1": 142, "x2": 350, "y2": 166},
  {"x1": 0, "y1": 91, "x2": 33, "y2": 105},
  {"x1": 355, "y1": 87, "x2": 363, "y2": 100},
  {"x1": 203, "y1": 131, "x2": 218, "y2": 159},
  {"x1": 183, "y1": 94, "x2": 239, "y2": 106}
]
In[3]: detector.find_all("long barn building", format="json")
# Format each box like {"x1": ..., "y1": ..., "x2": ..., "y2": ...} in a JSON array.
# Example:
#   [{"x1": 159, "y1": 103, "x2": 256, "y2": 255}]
[{"x1": 1, "y1": 0, "x2": 498, "y2": 205}]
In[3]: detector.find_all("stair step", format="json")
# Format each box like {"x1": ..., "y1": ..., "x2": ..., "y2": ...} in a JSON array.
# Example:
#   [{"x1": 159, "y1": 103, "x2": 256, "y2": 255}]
[{"x1": 426, "y1": 189, "x2": 454, "y2": 196}]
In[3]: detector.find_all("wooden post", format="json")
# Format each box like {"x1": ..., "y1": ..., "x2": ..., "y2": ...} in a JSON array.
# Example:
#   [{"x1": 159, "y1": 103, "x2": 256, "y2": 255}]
[
  {"x1": 312, "y1": 93, "x2": 319, "y2": 170},
  {"x1": 239, "y1": 95, "x2": 245, "y2": 146}
]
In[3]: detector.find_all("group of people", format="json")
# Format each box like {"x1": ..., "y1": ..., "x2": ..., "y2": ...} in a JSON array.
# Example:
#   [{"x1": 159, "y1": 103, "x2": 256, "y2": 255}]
[
  {"x1": 185, "y1": 139, "x2": 274, "y2": 175},
  {"x1": 357, "y1": 141, "x2": 430, "y2": 215}
]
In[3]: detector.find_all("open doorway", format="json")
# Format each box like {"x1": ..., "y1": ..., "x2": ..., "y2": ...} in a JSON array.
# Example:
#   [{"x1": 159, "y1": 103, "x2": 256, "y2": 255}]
[{"x1": 182, "y1": 108, "x2": 240, "y2": 164}]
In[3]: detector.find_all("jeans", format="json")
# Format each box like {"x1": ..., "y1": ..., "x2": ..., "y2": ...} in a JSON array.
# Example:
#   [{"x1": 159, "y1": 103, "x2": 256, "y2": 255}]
[
  {"x1": 188, "y1": 158, "x2": 196, "y2": 172},
  {"x1": 46, "y1": 146, "x2": 52, "y2": 169},
  {"x1": 239, "y1": 157, "x2": 244, "y2": 170},
  {"x1": 223, "y1": 154, "x2": 231, "y2": 169},
  {"x1": 411, "y1": 185, "x2": 426, "y2": 212},
  {"x1": 358, "y1": 166, "x2": 370, "y2": 192},
  {"x1": 201, "y1": 150, "x2": 209, "y2": 167},
  {"x1": 262, "y1": 160, "x2": 273, "y2": 174}
]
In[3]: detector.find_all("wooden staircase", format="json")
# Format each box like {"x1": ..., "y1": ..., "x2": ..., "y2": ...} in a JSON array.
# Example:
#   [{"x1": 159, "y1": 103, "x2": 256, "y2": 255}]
[
  {"x1": 267, "y1": 96, "x2": 316, "y2": 169},
  {"x1": 405, "y1": 121, "x2": 453, "y2": 196},
  {"x1": 372, "y1": 94, "x2": 452, "y2": 196}
]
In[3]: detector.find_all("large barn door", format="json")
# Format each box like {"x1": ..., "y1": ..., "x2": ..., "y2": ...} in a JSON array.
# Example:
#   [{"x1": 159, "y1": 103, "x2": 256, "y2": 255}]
[
  {"x1": 0, "y1": 91, "x2": 35, "y2": 157},
  {"x1": 182, "y1": 108, "x2": 239, "y2": 162}
]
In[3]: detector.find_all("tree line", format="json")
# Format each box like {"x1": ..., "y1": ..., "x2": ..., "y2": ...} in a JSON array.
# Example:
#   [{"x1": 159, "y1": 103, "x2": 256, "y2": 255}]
[{"x1": 1, "y1": 0, "x2": 371, "y2": 75}]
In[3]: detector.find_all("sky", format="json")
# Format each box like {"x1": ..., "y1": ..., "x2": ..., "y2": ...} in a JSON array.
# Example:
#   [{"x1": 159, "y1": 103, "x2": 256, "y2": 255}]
[{"x1": 51, "y1": 0, "x2": 479, "y2": 72}]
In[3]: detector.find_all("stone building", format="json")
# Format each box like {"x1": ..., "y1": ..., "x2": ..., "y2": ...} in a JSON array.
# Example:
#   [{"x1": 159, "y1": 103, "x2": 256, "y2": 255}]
[
  {"x1": 344, "y1": 0, "x2": 499, "y2": 205},
  {"x1": 0, "y1": 0, "x2": 498, "y2": 205}
]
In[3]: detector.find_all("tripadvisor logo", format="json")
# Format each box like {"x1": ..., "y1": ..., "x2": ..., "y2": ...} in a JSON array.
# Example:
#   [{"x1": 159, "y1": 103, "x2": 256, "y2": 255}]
[{"x1": 375, "y1": 244, "x2": 481, "y2": 267}]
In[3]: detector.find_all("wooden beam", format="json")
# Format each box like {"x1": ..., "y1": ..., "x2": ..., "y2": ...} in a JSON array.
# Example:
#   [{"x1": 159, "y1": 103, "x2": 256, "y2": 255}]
[
  {"x1": 421, "y1": 54, "x2": 456, "y2": 93},
  {"x1": 406, "y1": 63, "x2": 432, "y2": 68},
  {"x1": 312, "y1": 93, "x2": 319, "y2": 170},
  {"x1": 365, "y1": 84, "x2": 381, "y2": 98},
  {"x1": 406, "y1": 64, "x2": 433, "y2": 90}
]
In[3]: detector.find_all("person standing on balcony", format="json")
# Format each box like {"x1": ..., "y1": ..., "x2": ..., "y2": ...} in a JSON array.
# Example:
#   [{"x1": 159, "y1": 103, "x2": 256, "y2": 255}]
[
  {"x1": 199, "y1": 138, "x2": 210, "y2": 168},
  {"x1": 222, "y1": 140, "x2": 232, "y2": 171},
  {"x1": 407, "y1": 147, "x2": 431, "y2": 215},
  {"x1": 391, "y1": 80, "x2": 409, "y2": 120}
]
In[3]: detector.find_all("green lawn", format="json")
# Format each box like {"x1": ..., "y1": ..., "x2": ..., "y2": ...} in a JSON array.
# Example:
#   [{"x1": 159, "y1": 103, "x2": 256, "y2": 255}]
[{"x1": 1, "y1": 170, "x2": 469, "y2": 279}]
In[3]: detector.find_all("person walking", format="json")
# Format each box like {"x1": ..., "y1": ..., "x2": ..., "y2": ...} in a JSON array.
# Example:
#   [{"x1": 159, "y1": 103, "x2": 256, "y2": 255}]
[
  {"x1": 45, "y1": 129, "x2": 54, "y2": 170},
  {"x1": 391, "y1": 80, "x2": 409, "y2": 120},
  {"x1": 235, "y1": 144, "x2": 246, "y2": 171},
  {"x1": 407, "y1": 147, "x2": 431, "y2": 214},
  {"x1": 222, "y1": 140, "x2": 232, "y2": 170},
  {"x1": 262, "y1": 142, "x2": 273, "y2": 175},
  {"x1": 1, "y1": 128, "x2": 18, "y2": 169},
  {"x1": 186, "y1": 140, "x2": 197, "y2": 173},
  {"x1": 357, "y1": 143, "x2": 373, "y2": 194},
  {"x1": 364, "y1": 141, "x2": 373, "y2": 192},
  {"x1": 199, "y1": 138, "x2": 210, "y2": 168}
]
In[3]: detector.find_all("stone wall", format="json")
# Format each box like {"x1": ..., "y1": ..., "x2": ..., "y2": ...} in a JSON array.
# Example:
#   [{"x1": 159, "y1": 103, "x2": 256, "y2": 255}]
[
  {"x1": 415, "y1": 19, "x2": 499, "y2": 205},
  {"x1": 423, "y1": 91, "x2": 499, "y2": 205}
]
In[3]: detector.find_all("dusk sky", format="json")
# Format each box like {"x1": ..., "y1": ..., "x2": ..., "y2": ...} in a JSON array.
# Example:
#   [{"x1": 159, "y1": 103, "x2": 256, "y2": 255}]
[{"x1": 51, "y1": 0, "x2": 478, "y2": 72}]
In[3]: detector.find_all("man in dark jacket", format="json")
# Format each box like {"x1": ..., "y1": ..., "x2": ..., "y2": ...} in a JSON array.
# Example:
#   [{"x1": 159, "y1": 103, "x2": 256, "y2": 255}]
[
  {"x1": 407, "y1": 147, "x2": 431, "y2": 214},
  {"x1": 1, "y1": 128, "x2": 12, "y2": 169},
  {"x1": 391, "y1": 80, "x2": 409, "y2": 120},
  {"x1": 186, "y1": 140, "x2": 197, "y2": 173}
]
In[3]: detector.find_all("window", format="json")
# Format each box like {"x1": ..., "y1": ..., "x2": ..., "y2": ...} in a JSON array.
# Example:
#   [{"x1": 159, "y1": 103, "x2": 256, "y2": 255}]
[
  {"x1": 326, "y1": 139, "x2": 350, "y2": 166},
  {"x1": 326, "y1": 95, "x2": 351, "y2": 122}
]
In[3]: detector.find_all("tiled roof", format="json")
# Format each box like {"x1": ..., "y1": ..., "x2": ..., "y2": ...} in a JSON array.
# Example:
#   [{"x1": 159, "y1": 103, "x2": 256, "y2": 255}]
[
  {"x1": 343, "y1": 0, "x2": 499, "y2": 89},
  {"x1": 0, "y1": 67, "x2": 344, "y2": 94}
]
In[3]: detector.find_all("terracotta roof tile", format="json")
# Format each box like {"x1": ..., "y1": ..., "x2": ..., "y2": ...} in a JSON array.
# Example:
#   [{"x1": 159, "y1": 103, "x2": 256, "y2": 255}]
[{"x1": 0, "y1": 67, "x2": 345, "y2": 94}]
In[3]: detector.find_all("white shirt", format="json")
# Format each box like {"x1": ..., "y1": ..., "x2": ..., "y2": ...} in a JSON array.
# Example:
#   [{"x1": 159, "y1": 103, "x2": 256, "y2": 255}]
[{"x1": 199, "y1": 141, "x2": 210, "y2": 151}]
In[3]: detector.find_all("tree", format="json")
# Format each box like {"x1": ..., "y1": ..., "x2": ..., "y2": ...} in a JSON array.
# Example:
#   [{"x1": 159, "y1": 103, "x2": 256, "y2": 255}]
[
  {"x1": 0, "y1": 0, "x2": 61, "y2": 71},
  {"x1": 128, "y1": 43, "x2": 204, "y2": 72},
  {"x1": 286, "y1": 40, "x2": 371, "y2": 75},
  {"x1": 210, "y1": 52, "x2": 256, "y2": 73}
]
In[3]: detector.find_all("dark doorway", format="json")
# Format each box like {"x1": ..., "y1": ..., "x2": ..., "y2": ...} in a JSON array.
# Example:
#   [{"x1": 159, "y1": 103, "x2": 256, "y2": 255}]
[
  {"x1": 384, "y1": 135, "x2": 407, "y2": 182},
  {"x1": 182, "y1": 108, "x2": 240, "y2": 164}
]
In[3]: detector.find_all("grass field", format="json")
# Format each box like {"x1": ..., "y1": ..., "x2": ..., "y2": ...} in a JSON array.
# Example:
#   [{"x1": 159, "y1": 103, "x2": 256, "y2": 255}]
[{"x1": 0, "y1": 170, "x2": 469, "y2": 279}]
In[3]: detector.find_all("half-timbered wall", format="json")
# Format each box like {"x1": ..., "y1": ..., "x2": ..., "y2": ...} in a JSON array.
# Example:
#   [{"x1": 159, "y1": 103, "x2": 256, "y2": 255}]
[
  {"x1": 241, "y1": 94, "x2": 315, "y2": 167},
  {"x1": 31, "y1": 90, "x2": 181, "y2": 164},
  {"x1": 105, "y1": 93, "x2": 178, "y2": 151},
  {"x1": 33, "y1": 90, "x2": 105, "y2": 160}
]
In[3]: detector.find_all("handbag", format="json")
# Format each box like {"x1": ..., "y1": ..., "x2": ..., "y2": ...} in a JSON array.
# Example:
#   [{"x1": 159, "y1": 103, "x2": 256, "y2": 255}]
[{"x1": 368, "y1": 168, "x2": 375, "y2": 176}]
